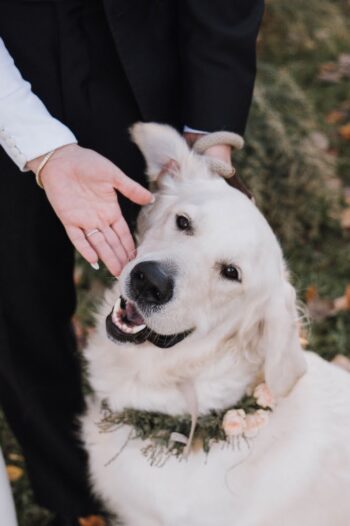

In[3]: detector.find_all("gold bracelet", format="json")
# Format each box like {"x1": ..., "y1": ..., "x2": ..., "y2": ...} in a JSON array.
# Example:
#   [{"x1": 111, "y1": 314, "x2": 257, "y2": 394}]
[{"x1": 35, "y1": 150, "x2": 56, "y2": 189}]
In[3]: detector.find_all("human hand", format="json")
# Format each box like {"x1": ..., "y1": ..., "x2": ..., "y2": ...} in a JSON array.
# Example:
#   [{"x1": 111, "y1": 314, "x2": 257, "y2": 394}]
[
  {"x1": 27, "y1": 144, "x2": 154, "y2": 276},
  {"x1": 183, "y1": 132, "x2": 232, "y2": 165}
]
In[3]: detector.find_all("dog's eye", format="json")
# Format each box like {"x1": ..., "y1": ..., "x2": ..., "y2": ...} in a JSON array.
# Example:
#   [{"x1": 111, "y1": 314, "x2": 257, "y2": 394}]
[
  {"x1": 176, "y1": 214, "x2": 192, "y2": 232},
  {"x1": 221, "y1": 264, "x2": 241, "y2": 282}
]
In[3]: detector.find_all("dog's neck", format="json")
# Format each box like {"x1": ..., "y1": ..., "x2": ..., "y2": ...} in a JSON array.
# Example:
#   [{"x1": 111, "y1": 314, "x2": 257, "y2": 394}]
[{"x1": 87, "y1": 326, "x2": 262, "y2": 416}]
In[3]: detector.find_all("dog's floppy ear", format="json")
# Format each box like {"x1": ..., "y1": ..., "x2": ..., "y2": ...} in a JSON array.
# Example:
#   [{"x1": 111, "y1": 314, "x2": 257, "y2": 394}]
[
  {"x1": 130, "y1": 122, "x2": 190, "y2": 183},
  {"x1": 261, "y1": 280, "x2": 307, "y2": 398}
]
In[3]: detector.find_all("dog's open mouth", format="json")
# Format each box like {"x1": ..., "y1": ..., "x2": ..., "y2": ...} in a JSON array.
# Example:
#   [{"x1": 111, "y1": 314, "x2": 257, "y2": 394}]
[{"x1": 106, "y1": 296, "x2": 193, "y2": 349}]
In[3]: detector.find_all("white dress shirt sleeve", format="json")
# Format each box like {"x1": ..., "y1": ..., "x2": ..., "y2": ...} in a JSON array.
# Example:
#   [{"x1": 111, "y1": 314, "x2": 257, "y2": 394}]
[
  {"x1": 183, "y1": 125, "x2": 208, "y2": 135},
  {"x1": 0, "y1": 37, "x2": 77, "y2": 171}
]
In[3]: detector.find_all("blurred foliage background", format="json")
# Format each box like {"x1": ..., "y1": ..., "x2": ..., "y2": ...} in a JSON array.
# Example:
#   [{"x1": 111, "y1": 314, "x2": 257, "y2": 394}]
[
  {"x1": 238, "y1": 0, "x2": 350, "y2": 361},
  {"x1": 1, "y1": 0, "x2": 350, "y2": 524}
]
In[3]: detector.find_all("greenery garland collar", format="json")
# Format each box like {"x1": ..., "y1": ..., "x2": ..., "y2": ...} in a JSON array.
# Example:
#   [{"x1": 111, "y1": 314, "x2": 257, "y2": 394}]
[{"x1": 98, "y1": 383, "x2": 275, "y2": 466}]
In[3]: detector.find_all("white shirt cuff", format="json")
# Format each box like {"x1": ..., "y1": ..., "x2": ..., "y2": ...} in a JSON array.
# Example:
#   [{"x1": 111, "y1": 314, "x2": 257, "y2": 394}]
[
  {"x1": 0, "y1": 37, "x2": 77, "y2": 171},
  {"x1": 183, "y1": 125, "x2": 209, "y2": 135}
]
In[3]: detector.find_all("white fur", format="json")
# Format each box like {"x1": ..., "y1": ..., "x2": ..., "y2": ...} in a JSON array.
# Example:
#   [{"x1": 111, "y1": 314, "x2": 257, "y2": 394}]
[{"x1": 82, "y1": 124, "x2": 350, "y2": 525}]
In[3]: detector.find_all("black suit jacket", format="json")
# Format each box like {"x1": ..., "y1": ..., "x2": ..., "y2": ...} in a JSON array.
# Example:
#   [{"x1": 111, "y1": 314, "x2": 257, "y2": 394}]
[
  {"x1": 103, "y1": 0, "x2": 264, "y2": 135},
  {"x1": 1, "y1": 0, "x2": 264, "y2": 137}
]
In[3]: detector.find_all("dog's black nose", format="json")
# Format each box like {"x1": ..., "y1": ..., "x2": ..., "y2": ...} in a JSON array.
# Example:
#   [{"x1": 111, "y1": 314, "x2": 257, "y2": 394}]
[{"x1": 130, "y1": 261, "x2": 174, "y2": 305}]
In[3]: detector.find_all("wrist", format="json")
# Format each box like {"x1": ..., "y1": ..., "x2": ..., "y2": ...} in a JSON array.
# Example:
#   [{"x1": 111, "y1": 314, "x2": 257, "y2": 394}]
[
  {"x1": 26, "y1": 143, "x2": 78, "y2": 173},
  {"x1": 204, "y1": 144, "x2": 232, "y2": 165},
  {"x1": 184, "y1": 133, "x2": 233, "y2": 165},
  {"x1": 183, "y1": 132, "x2": 206, "y2": 148},
  {"x1": 27, "y1": 143, "x2": 79, "y2": 188}
]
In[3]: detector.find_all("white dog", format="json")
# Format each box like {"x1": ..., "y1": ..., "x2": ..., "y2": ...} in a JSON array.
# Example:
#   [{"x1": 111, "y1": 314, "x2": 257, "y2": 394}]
[{"x1": 82, "y1": 123, "x2": 350, "y2": 526}]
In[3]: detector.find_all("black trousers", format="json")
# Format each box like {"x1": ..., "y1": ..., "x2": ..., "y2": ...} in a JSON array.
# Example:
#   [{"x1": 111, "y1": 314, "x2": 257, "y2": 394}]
[{"x1": 0, "y1": 0, "x2": 150, "y2": 516}]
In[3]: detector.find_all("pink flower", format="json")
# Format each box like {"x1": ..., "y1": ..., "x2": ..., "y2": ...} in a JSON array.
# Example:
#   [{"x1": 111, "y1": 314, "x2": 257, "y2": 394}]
[
  {"x1": 222, "y1": 409, "x2": 246, "y2": 437},
  {"x1": 253, "y1": 383, "x2": 275, "y2": 409},
  {"x1": 244, "y1": 410, "x2": 269, "y2": 438}
]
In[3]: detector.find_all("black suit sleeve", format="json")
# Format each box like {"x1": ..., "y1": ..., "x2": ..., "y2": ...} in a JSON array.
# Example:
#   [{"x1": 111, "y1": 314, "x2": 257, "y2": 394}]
[{"x1": 178, "y1": 0, "x2": 264, "y2": 135}]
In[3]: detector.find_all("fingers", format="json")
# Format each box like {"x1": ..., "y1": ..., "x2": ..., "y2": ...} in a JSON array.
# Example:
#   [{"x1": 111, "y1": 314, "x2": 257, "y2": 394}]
[
  {"x1": 67, "y1": 221, "x2": 133, "y2": 276},
  {"x1": 111, "y1": 212, "x2": 135, "y2": 259},
  {"x1": 101, "y1": 225, "x2": 129, "y2": 267},
  {"x1": 113, "y1": 169, "x2": 154, "y2": 205},
  {"x1": 66, "y1": 226, "x2": 99, "y2": 266},
  {"x1": 87, "y1": 230, "x2": 123, "y2": 276},
  {"x1": 204, "y1": 144, "x2": 232, "y2": 164}
]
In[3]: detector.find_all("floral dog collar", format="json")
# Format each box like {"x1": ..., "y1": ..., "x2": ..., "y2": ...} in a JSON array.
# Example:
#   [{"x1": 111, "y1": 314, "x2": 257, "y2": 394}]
[{"x1": 98, "y1": 383, "x2": 275, "y2": 467}]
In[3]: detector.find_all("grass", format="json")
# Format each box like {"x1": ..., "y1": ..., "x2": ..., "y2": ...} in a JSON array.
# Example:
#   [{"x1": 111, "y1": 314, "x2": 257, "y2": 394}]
[{"x1": 1, "y1": 0, "x2": 350, "y2": 523}]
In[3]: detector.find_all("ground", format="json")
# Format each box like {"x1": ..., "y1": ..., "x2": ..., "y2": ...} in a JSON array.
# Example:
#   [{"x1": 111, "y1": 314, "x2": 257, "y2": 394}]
[{"x1": 1, "y1": 1, "x2": 350, "y2": 524}]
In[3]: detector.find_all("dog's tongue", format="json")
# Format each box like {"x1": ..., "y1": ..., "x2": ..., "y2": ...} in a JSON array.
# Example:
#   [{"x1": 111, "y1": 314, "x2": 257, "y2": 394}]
[{"x1": 125, "y1": 301, "x2": 145, "y2": 326}]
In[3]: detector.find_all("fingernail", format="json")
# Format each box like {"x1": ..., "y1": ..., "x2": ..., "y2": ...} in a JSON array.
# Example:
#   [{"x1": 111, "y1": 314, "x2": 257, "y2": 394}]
[
  {"x1": 150, "y1": 194, "x2": 156, "y2": 203},
  {"x1": 91, "y1": 262, "x2": 99, "y2": 270}
]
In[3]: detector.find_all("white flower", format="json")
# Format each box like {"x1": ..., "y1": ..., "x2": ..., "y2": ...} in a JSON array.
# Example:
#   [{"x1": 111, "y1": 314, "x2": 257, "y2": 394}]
[
  {"x1": 253, "y1": 383, "x2": 275, "y2": 409},
  {"x1": 222, "y1": 409, "x2": 246, "y2": 437},
  {"x1": 244, "y1": 410, "x2": 270, "y2": 438}
]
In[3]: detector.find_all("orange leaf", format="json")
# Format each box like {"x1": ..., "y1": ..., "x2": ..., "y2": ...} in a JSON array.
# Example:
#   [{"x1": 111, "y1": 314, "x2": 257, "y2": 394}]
[
  {"x1": 305, "y1": 285, "x2": 318, "y2": 303},
  {"x1": 6, "y1": 465, "x2": 24, "y2": 482},
  {"x1": 334, "y1": 285, "x2": 350, "y2": 312},
  {"x1": 78, "y1": 516, "x2": 107, "y2": 526},
  {"x1": 325, "y1": 110, "x2": 345, "y2": 124},
  {"x1": 333, "y1": 295, "x2": 348, "y2": 312},
  {"x1": 339, "y1": 123, "x2": 350, "y2": 141}
]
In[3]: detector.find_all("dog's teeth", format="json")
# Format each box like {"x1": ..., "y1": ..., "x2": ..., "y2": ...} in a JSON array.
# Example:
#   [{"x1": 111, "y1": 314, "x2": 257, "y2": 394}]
[
  {"x1": 112, "y1": 297, "x2": 122, "y2": 317},
  {"x1": 111, "y1": 297, "x2": 147, "y2": 335},
  {"x1": 119, "y1": 322, "x2": 129, "y2": 332},
  {"x1": 130, "y1": 324, "x2": 146, "y2": 334},
  {"x1": 114, "y1": 316, "x2": 146, "y2": 335}
]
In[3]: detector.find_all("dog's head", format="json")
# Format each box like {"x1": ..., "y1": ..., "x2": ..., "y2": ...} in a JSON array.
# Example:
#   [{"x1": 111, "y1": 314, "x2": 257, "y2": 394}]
[{"x1": 106, "y1": 123, "x2": 306, "y2": 397}]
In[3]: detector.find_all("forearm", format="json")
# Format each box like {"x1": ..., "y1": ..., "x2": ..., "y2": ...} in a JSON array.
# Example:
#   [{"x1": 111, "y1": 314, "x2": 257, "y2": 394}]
[{"x1": 0, "y1": 37, "x2": 77, "y2": 171}]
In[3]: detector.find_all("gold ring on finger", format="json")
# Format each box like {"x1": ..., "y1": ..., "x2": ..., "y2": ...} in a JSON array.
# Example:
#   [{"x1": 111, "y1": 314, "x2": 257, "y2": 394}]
[{"x1": 86, "y1": 228, "x2": 100, "y2": 238}]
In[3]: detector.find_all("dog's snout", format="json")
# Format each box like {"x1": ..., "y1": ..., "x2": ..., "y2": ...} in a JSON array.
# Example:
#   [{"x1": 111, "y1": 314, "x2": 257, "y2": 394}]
[{"x1": 130, "y1": 261, "x2": 174, "y2": 306}]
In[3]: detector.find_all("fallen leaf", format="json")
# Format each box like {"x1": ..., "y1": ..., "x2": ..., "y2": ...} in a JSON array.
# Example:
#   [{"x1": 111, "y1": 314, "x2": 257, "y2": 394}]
[
  {"x1": 305, "y1": 285, "x2": 318, "y2": 303},
  {"x1": 325, "y1": 110, "x2": 345, "y2": 124},
  {"x1": 333, "y1": 295, "x2": 348, "y2": 311},
  {"x1": 333, "y1": 285, "x2": 350, "y2": 312},
  {"x1": 318, "y1": 62, "x2": 341, "y2": 83},
  {"x1": 332, "y1": 354, "x2": 350, "y2": 373},
  {"x1": 339, "y1": 123, "x2": 350, "y2": 141},
  {"x1": 6, "y1": 465, "x2": 24, "y2": 482},
  {"x1": 8, "y1": 453, "x2": 24, "y2": 462},
  {"x1": 78, "y1": 516, "x2": 107, "y2": 526}
]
